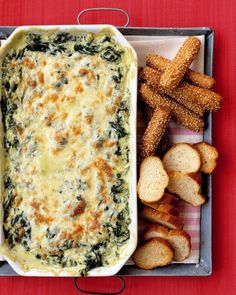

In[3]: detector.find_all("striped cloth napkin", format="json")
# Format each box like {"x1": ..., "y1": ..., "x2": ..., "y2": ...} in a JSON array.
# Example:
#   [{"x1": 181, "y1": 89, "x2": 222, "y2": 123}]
[{"x1": 125, "y1": 35, "x2": 205, "y2": 264}]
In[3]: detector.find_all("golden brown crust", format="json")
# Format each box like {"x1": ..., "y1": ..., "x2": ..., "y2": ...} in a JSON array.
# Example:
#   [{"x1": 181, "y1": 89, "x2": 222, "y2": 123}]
[
  {"x1": 194, "y1": 141, "x2": 219, "y2": 173},
  {"x1": 139, "y1": 106, "x2": 171, "y2": 159},
  {"x1": 158, "y1": 193, "x2": 179, "y2": 206},
  {"x1": 160, "y1": 37, "x2": 201, "y2": 90},
  {"x1": 143, "y1": 66, "x2": 205, "y2": 116},
  {"x1": 141, "y1": 201, "x2": 179, "y2": 216},
  {"x1": 167, "y1": 171, "x2": 206, "y2": 206},
  {"x1": 139, "y1": 206, "x2": 183, "y2": 230},
  {"x1": 139, "y1": 83, "x2": 204, "y2": 132},
  {"x1": 143, "y1": 225, "x2": 191, "y2": 261},
  {"x1": 132, "y1": 237, "x2": 174, "y2": 269},
  {"x1": 143, "y1": 66, "x2": 221, "y2": 114},
  {"x1": 146, "y1": 53, "x2": 215, "y2": 89}
]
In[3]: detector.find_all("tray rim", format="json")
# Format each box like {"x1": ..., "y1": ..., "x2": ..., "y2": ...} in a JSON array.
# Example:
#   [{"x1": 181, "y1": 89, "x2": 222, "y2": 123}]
[{"x1": 0, "y1": 26, "x2": 213, "y2": 277}]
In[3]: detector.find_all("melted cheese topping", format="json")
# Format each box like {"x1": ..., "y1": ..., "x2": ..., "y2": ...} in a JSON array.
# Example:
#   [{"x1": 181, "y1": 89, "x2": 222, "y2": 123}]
[{"x1": 0, "y1": 30, "x2": 133, "y2": 275}]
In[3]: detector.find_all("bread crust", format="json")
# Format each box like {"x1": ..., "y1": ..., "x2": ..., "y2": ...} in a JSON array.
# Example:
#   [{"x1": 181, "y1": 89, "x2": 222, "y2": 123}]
[
  {"x1": 167, "y1": 171, "x2": 206, "y2": 206},
  {"x1": 132, "y1": 237, "x2": 174, "y2": 269},
  {"x1": 139, "y1": 206, "x2": 183, "y2": 230},
  {"x1": 194, "y1": 141, "x2": 219, "y2": 174},
  {"x1": 141, "y1": 200, "x2": 179, "y2": 216},
  {"x1": 143, "y1": 225, "x2": 191, "y2": 261}
]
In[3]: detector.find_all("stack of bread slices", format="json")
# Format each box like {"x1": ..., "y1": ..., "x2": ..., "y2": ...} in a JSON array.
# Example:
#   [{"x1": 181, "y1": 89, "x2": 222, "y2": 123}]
[{"x1": 133, "y1": 142, "x2": 218, "y2": 269}]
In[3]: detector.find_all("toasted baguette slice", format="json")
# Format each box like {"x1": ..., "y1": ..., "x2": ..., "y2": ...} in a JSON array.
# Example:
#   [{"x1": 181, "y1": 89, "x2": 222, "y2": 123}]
[
  {"x1": 141, "y1": 201, "x2": 179, "y2": 216},
  {"x1": 143, "y1": 225, "x2": 191, "y2": 261},
  {"x1": 137, "y1": 156, "x2": 169, "y2": 203},
  {"x1": 139, "y1": 206, "x2": 183, "y2": 230},
  {"x1": 163, "y1": 143, "x2": 201, "y2": 173},
  {"x1": 167, "y1": 171, "x2": 206, "y2": 206},
  {"x1": 194, "y1": 142, "x2": 219, "y2": 173},
  {"x1": 132, "y1": 237, "x2": 174, "y2": 269},
  {"x1": 158, "y1": 193, "x2": 179, "y2": 206}
]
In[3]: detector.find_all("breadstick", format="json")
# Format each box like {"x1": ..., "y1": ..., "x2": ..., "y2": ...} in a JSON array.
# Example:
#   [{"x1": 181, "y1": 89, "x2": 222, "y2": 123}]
[
  {"x1": 144, "y1": 103, "x2": 154, "y2": 121},
  {"x1": 143, "y1": 104, "x2": 171, "y2": 155},
  {"x1": 146, "y1": 53, "x2": 215, "y2": 89},
  {"x1": 139, "y1": 83, "x2": 204, "y2": 132},
  {"x1": 160, "y1": 37, "x2": 201, "y2": 89},
  {"x1": 143, "y1": 66, "x2": 221, "y2": 113},
  {"x1": 139, "y1": 106, "x2": 171, "y2": 159}
]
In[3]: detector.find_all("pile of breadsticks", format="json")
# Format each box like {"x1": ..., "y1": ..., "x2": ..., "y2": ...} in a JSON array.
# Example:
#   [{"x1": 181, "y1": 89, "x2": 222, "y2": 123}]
[{"x1": 138, "y1": 36, "x2": 222, "y2": 160}]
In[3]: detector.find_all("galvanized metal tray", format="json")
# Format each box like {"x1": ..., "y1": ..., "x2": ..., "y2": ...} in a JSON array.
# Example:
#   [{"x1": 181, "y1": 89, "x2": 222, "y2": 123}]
[{"x1": 0, "y1": 25, "x2": 213, "y2": 277}]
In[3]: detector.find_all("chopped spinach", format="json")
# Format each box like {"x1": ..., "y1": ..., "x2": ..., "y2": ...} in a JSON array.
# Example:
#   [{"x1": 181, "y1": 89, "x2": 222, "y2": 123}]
[
  {"x1": 74, "y1": 44, "x2": 98, "y2": 55},
  {"x1": 112, "y1": 68, "x2": 123, "y2": 83},
  {"x1": 53, "y1": 32, "x2": 76, "y2": 44},
  {"x1": 101, "y1": 46, "x2": 121, "y2": 62}
]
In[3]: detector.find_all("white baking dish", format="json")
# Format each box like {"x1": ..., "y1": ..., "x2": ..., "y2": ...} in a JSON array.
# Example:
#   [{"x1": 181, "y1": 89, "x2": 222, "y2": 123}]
[{"x1": 0, "y1": 25, "x2": 137, "y2": 276}]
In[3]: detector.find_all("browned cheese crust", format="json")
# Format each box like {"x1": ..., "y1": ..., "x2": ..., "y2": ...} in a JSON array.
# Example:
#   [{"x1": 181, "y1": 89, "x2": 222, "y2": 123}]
[
  {"x1": 159, "y1": 37, "x2": 201, "y2": 90},
  {"x1": 146, "y1": 53, "x2": 215, "y2": 89},
  {"x1": 139, "y1": 83, "x2": 204, "y2": 132}
]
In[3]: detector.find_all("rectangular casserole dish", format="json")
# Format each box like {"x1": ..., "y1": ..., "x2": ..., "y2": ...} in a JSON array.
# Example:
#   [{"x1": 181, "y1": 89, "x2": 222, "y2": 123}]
[{"x1": 0, "y1": 25, "x2": 138, "y2": 276}]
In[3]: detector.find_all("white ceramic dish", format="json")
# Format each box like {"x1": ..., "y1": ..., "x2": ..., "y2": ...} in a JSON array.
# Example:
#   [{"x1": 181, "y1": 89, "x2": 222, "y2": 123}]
[{"x1": 0, "y1": 25, "x2": 137, "y2": 276}]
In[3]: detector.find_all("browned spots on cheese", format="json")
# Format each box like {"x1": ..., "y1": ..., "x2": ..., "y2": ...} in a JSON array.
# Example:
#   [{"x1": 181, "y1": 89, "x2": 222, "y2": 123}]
[
  {"x1": 45, "y1": 113, "x2": 56, "y2": 127},
  {"x1": 31, "y1": 200, "x2": 54, "y2": 224},
  {"x1": 71, "y1": 199, "x2": 86, "y2": 217},
  {"x1": 80, "y1": 166, "x2": 90, "y2": 175},
  {"x1": 79, "y1": 68, "x2": 89, "y2": 76},
  {"x1": 107, "y1": 87, "x2": 113, "y2": 96},
  {"x1": 89, "y1": 211, "x2": 102, "y2": 230},
  {"x1": 100, "y1": 186, "x2": 108, "y2": 204},
  {"x1": 37, "y1": 71, "x2": 45, "y2": 84},
  {"x1": 23, "y1": 57, "x2": 35, "y2": 69},
  {"x1": 30, "y1": 200, "x2": 40, "y2": 210},
  {"x1": 54, "y1": 62, "x2": 60, "y2": 69},
  {"x1": 75, "y1": 83, "x2": 84, "y2": 93},
  {"x1": 85, "y1": 114, "x2": 93, "y2": 124},
  {"x1": 105, "y1": 105, "x2": 116, "y2": 115},
  {"x1": 35, "y1": 212, "x2": 54, "y2": 224},
  {"x1": 61, "y1": 112, "x2": 68, "y2": 120},
  {"x1": 45, "y1": 93, "x2": 59, "y2": 103},
  {"x1": 103, "y1": 140, "x2": 116, "y2": 148},
  {"x1": 27, "y1": 79, "x2": 37, "y2": 88},
  {"x1": 72, "y1": 126, "x2": 81, "y2": 136},
  {"x1": 54, "y1": 131, "x2": 68, "y2": 146},
  {"x1": 94, "y1": 157, "x2": 113, "y2": 178},
  {"x1": 41, "y1": 60, "x2": 47, "y2": 66}
]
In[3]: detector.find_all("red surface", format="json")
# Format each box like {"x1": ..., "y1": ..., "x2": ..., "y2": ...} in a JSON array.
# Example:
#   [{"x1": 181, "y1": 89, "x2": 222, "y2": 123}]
[{"x1": 0, "y1": 0, "x2": 235, "y2": 294}]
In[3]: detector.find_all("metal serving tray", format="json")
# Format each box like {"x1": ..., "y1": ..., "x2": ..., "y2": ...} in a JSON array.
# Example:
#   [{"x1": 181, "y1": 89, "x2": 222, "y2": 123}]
[{"x1": 0, "y1": 26, "x2": 213, "y2": 277}]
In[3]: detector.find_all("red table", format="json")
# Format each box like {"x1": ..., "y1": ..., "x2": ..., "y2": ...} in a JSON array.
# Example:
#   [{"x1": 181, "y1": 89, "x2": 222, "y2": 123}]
[{"x1": 0, "y1": 0, "x2": 235, "y2": 294}]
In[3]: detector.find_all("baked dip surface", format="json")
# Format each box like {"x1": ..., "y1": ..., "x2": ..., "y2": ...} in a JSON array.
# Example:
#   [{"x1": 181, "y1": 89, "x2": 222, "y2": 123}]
[{"x1": 0, "y1": 28, "x2": 134, "y2": 275}]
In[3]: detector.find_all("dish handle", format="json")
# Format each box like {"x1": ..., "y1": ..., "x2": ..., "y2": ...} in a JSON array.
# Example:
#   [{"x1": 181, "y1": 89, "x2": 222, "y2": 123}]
[
  {"x1": 77, "y1": 8, "x2": 130, "y2": 27},
  {"x1": 74, "y1": 276, "x2": 126, "y2": 295}
]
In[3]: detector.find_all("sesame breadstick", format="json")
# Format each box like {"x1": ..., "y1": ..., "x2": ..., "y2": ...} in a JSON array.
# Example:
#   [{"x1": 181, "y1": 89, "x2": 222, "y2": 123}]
[
  {"x1": 139, "y1": 83, "x2": 204, "y2": 132},
  {"x1": 143, "y1": 67, "x2": 221, "y2": 113},
  {"x1": 143, "y1": 103, "x2": 171, "y2": 155},
  {"x1": 144, "y1": 103, "x2": 155, "y2": 121},
  {"x1": 160, "y1": 37, "x2": 201, "y2": 89},
  {"x1": 139, "y1": 106, "x2": 171, "y2": 159},
  {"x1": 146, "y1": 53, "x2": 215, "y2": 89}
]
